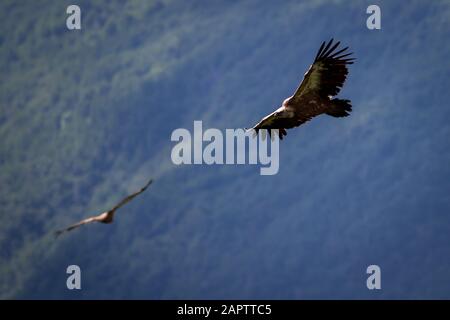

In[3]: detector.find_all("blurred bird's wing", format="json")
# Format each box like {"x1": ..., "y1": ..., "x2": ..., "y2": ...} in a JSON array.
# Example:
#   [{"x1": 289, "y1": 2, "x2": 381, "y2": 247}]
[
  {"x1": 110, "y1": 179, "x2": 153, "y2": 212},
  {"x1": 54, "y1": 215, "x2": 100, "y2": 237}
]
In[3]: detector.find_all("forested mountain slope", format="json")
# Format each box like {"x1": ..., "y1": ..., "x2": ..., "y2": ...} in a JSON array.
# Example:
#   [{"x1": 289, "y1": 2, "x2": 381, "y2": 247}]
[{"x1": 1, "y1": 0, "x2": 449, "y2": 298}]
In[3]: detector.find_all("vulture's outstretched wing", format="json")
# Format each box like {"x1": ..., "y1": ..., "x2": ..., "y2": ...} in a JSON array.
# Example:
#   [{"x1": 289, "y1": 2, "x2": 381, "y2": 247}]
[
  {"x1": 291, "y1": 38, "x2": 355, "y2": 104},
  {"x1": 55, "y1": 215, "x2": 100, "y2": 237},
  {"x1": 252, "y1": 108, "x2": 315, "y2": 132},
  {"x1": 250, "y1": 111, "x2": 295, "y2": 140},
  {"x1": 110, "y1": 179, "x2": 153, "y2": 212}
]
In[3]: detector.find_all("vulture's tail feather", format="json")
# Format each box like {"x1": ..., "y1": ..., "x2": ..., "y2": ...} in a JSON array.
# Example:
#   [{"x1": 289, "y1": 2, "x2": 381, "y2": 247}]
[{"x1": 326, "y1": 99, "x2": 352, "y2": 117}]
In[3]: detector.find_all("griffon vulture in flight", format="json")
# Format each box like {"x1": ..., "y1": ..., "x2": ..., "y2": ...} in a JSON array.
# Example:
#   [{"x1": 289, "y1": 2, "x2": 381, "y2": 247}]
[
  {"x1": 55, "y1": 179, "x2": 153, "y2": 237},
  {"x1": 249, "y1": 39, "x2": 355, "y2": 139}
]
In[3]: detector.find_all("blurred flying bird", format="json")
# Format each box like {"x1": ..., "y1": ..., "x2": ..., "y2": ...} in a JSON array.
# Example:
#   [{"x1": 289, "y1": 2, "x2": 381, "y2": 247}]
[
  {"x1": 55, "y1": 179, "x2": 153, "y2": 237},
  {"x1": 249, "y1": 39, "x2": 355, "y2": 139}
]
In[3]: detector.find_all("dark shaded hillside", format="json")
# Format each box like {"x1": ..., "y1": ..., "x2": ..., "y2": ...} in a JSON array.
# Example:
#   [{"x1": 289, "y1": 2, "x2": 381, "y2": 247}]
[{"x1": 1, "y1": 0, "x2": 450, "y2": 298}]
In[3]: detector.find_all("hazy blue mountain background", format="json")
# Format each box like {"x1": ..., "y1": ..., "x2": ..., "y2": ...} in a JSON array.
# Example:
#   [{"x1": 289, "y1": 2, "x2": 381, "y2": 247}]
[{"x1": 1, "y1": 0, "x2": 450, "y2": 299}]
